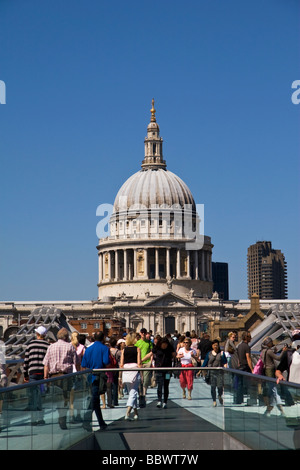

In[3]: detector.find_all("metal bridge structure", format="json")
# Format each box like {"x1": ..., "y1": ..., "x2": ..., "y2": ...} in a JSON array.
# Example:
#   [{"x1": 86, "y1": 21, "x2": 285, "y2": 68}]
[
  {"x1": 250, "y1": 302, "x2": 300, "y2": 351},
  {"x1": 2, "y1": 306, "x2": 78, "y2": 385}
]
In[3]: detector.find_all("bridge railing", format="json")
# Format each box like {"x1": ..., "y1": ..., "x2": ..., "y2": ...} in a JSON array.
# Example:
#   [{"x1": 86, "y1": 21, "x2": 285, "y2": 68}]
[{"x1": 0, "y1": 367, "x2": 299, "y2": 450}]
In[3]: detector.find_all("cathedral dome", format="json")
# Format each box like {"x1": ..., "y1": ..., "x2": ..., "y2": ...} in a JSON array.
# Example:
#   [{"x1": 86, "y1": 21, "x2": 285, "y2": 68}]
[
  {"x1": 113, "y1": 168, "x2": 196, "y2": 213},
  {"x1": 98, "y1": 100, "x2": 213, "y2": 305}
]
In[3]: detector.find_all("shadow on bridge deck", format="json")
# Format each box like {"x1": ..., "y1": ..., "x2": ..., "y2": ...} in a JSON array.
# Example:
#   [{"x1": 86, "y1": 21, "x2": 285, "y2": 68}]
[{"x1": 95, "y1": 399, "x2": 235, "y2": 451}]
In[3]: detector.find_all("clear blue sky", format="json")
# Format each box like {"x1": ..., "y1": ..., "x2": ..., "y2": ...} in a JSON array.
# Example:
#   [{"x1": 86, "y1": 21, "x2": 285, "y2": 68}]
[{"x1": 0, "y1": 0, "x2": 299, "y2": 301}]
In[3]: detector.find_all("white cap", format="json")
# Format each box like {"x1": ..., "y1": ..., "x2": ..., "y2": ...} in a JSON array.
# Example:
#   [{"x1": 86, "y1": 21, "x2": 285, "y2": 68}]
[
  {"x1": 35, "y1": 326, "x2": 47, "y2": 336},
  {"x1": 117, "y1": 339, "x2": 126, "y2": 345}
]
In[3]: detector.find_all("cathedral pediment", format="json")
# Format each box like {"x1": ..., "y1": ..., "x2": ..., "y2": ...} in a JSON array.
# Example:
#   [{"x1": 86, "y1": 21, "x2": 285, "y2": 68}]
[{"x1": 144, "y1": 292, "x2": 195, "y2": 308}]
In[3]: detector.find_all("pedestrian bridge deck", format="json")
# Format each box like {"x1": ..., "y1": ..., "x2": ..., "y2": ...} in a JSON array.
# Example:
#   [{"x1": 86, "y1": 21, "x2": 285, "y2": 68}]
[{"x1": 1, "y1": 369, "x2": 299, "y2": 451}]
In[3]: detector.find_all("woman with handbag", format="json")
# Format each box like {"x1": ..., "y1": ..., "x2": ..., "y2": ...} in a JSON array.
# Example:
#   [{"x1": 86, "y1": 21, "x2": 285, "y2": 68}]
[
  {"x1": 202, "y1": 339, "x2": 228, "y2": 406},
  {"x1": 120, "y1": 332, "x2": 142, "y2": 421}
]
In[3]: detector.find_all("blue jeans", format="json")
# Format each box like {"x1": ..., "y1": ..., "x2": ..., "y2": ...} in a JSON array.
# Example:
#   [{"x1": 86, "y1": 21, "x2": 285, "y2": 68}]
[
  {"x1": 124, "y1": 376, "x2": 140, "y2": 409},
  {"x1": 28, "y1": 374, "x2": 44, "y2": 421},
  {"x1": 84, "y1": 379, "x2": 106, "y2": 427},
  {"x1": 156, "y1": 372, "x2": 170, "y2": 403}
]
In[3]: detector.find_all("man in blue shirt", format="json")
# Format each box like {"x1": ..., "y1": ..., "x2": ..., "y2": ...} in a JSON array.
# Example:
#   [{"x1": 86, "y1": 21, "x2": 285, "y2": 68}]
[{"x1": 81, "y1": 331, "x2": 110, "y2": 431}]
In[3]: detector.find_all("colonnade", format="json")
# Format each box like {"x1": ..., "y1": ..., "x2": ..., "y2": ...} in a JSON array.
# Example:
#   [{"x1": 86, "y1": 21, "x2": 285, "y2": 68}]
[
  {"x1": 98, "y1": 246, "x2": 212, "y2": 284},
  {"x1": 121, "y1": 310, "x2": 200, "y2": 336}
]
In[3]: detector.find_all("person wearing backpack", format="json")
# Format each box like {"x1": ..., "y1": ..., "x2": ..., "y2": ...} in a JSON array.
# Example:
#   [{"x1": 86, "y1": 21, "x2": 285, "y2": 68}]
[
  {"x1": 276, "y1": 330, "x2": 300, "y2": 449},
  {"x1": 260, "y1": 336, "x2": 287, "y2": 416},
  {"x1": 276, "y1": 329, "x2": 300, "y2": 396}
]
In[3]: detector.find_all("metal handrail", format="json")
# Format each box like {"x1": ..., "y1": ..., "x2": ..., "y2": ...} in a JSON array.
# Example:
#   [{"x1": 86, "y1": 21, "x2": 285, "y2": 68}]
[
  {"x1": 1, "y1": 365, "x2": 300, "y2": 393},
  {"x1": 0, "y1": 368, "x2": 93, "y2": 393}
]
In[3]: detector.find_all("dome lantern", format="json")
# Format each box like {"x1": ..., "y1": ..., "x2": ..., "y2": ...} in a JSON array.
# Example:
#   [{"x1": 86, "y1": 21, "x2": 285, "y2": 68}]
[{"x1": 141, "y1": 99, "x2": 166, "y2": 170}]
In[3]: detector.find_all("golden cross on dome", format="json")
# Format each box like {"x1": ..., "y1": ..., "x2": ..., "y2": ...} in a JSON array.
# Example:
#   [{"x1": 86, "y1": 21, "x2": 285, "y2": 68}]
[{"x1": 150, "y1": 98, "x2": 156, "y2": 122}]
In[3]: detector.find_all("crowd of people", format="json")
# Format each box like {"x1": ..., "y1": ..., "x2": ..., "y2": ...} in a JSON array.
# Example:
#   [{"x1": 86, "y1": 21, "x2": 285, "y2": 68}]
[{"x1": 15, "y1": 325, "x2": 300, "y2": 431}]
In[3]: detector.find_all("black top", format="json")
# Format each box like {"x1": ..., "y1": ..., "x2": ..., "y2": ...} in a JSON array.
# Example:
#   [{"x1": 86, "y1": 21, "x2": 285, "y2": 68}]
[
  {"x1": 197, "y1": 339, "x2": 213, "y2": 358},
  {"x1": 237, "y1": 342, "x2": 251, "y2": 370},
  {"x1": 152, "y1": 342, "x2": 174, "y2": 367},
  {"x1": 276, "y1": 349, "x2": 295, "y2": 381},
  {"x1": 123, "y1": 346, "x2": 138, "y2": 364}
]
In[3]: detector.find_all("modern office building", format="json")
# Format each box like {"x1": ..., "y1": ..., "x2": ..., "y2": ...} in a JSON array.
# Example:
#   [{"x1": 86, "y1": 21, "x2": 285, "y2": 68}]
[
  {"x1": 247, "y1": 241, "x2": 287, "y2": 299},
  {"x1": 212, "y1": 262, "x2": 229, "y2": 300}
]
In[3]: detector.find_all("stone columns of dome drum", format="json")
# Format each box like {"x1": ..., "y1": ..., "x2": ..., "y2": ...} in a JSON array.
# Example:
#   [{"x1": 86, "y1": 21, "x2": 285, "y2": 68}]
[
  {"x1": 134, "y1": 248, "x2": 137, "y2": 279},
  {"x1": 186, "y1": 250, "x2": 191, "y2": 279},
  {"x1": 98, "y1": 253, "x2": 103, "y2": 283},
  {"x1": 123, "y1": 249, "x2": 128, "y2": 281},
  {"x1": 176, "y1": 249, "x2": 181, "y2": 278},
  {"x1": 108, "y1": 252, "x2": 111, "y2": 281},
  {"x1": 144, "y1": 248, "x2": 149, "y2": 279},
  {"x1": 166, "y1": 248, "x2": 170, "y2": 279},
  {"x1": 98, "y1": 246, "x2": 211, "y2": 284},
  {"x1": 155, "y1": 248, "x2": 159, "y2": 279},
  {"x1": 114, "y1": 250, "x2": 119, "y2": 281}
]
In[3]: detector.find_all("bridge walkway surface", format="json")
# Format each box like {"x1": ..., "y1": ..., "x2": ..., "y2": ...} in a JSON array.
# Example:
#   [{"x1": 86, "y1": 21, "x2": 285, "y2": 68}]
[{"x1": 0, "y1": 373, "x2": 298, "y2": 451}]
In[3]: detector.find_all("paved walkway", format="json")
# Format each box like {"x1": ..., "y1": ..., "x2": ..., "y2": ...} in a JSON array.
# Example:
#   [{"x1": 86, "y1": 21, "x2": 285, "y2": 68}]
[{"x1": 96, "y1": 376, "x2": 298, "y2": 450}]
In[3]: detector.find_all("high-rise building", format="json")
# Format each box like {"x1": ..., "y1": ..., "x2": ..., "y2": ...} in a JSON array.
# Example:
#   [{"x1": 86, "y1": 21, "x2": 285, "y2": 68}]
[
  {"x1": 212, "y1": 262, "x2": 229, "y2": 300},
  {"x1": 247, "y1": 241, "x2": 287, "y2": 299}
]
